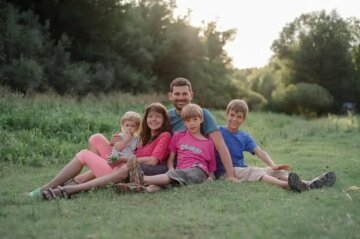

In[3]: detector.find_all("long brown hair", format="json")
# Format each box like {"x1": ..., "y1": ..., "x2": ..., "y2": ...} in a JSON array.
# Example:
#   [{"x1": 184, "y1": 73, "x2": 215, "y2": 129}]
[{"x1": 139, "y1": 102, "x2": 171, "y2": 145}]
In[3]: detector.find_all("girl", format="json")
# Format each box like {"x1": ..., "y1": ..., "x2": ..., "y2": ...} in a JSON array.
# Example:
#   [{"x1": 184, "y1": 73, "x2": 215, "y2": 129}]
[
  {"x1": 107, "y1": 111, "x2": 141, "y2": 163},
  {"x1": 29, "y1": 102, "x2": 172, "y2": 199}
]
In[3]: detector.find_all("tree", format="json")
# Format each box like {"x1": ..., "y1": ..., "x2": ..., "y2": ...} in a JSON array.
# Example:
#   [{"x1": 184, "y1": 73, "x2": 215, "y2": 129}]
[{"x1": 272, "y1": 10, "x2": 358, "y2": 111}]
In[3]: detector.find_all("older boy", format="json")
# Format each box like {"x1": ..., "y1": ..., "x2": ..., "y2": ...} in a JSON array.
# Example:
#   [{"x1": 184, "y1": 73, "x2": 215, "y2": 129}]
[
  {"x1": 167, "y1": 77, "x2": 238, "y2": 182},
  {"x1": 216, "y1": 99, "x2": 336, "y2": 192}
]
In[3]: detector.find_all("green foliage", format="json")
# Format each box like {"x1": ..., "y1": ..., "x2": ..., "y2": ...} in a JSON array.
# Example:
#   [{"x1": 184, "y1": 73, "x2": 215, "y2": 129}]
[
  {"x1": 272, "y1": 82, "x2": 333, "y2": 116},
  {"x1": 271, "y1": 10, "x2": 358, "y2": 111},
  {"x1": 1, "y1": 0, "x2": 238, "y2": 108},
  {"x1": 2, "y1": 57, "x2": 43, "y2": 93}
]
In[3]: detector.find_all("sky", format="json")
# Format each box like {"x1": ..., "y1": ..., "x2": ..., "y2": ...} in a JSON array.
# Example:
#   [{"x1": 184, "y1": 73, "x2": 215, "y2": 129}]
[{"x1": 174, "y1": 0, "x2": 360, "y2": 69}]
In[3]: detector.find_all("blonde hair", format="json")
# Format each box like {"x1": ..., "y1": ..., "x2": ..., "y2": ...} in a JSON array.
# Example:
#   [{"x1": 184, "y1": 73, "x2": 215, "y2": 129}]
[
  {"x1": 181, "y1": 103, "x2": 203, "y2": 121},
  {"x1": 121, "y1": 111, "x2": 141, "y2": 132},
  {"x1": 226, "y1": 99, "x2": 249, "y2": 119}
]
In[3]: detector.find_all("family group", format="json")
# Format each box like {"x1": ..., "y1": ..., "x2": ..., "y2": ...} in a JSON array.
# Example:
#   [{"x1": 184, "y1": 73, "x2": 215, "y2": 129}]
[{"x1": 28, "y1": 77, "x2": 336, "y2": 200}]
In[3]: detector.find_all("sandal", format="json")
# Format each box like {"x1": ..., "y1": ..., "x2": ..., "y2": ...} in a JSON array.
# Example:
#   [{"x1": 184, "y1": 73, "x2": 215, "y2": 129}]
[
  {"x1": 114, "y1": 183, "x2": 147, "y2": 193},
  {"x1": 63, "y1": 179, "x2": 79, "y2": 186},
  {"x1": 42, "y1": 186, "x2": 70, "y2": 200}
]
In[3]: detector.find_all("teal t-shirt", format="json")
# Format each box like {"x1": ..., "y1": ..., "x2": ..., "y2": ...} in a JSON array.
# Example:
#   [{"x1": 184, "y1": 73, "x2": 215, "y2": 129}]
[{"x1": 167, "y1": 107, "x2": 219, "y2": 135}]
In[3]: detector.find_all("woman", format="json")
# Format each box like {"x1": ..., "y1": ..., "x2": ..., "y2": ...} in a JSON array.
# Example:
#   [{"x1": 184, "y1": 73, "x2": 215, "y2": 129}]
[{"x1": 29, "y1": 102, "x2": 172, "y2": 199}]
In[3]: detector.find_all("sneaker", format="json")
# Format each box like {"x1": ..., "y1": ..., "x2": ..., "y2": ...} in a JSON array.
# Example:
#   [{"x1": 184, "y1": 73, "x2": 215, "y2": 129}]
[
  {"x1": 114, "y1": 183, "x2": 147, "y2": 193},
  {"x1": 308, "y1": 171, "x2": 336, "y2": 189},
  {"x1": 127, "y1": 155, "x2": 144, "y2": 185},
  {"x1": 288, "y1": 172, "x2": 309, "y2": 193}
]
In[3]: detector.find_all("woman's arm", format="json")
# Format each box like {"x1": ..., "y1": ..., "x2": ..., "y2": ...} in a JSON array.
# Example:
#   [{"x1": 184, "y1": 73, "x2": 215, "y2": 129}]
[{"x1": 137, "y1": 156, "x2": 158, "y2": 165}]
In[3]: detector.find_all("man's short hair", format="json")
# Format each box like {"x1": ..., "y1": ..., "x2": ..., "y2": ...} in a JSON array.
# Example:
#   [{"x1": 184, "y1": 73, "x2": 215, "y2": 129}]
[{"x1": 169, "y1": 77, "x2": 192, "y2": 92}]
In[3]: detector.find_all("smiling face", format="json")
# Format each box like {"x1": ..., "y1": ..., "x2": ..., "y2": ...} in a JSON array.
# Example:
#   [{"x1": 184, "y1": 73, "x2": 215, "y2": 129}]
[
  {"x1": 226, "y1": 110, "x2": 245, "y2": 132},
  {"x1": 168, "y1": 85, "x2": 193, "y2": 113},
  {"x1": 146, "y1": 110, "x2": 165, "y2": 134}
]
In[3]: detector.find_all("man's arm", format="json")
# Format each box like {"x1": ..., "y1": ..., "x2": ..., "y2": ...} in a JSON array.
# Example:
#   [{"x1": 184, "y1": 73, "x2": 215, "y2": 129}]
[{"x1": 208, "y1": 131, "x2": 239, "y2": 182}]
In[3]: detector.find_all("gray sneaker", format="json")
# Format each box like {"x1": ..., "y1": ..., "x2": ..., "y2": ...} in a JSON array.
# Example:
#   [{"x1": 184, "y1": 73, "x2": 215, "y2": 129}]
[
  {"x1": 308, "y1": 171, "x2": 336, "y2": 189},
  {"x1": 288, "y1": 172, "x2": 309, "y2": 193}
]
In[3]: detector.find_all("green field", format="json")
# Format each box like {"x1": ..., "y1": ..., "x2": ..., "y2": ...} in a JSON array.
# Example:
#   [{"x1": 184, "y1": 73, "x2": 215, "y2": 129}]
[{"x1": 1, "y1": 92, "x2": 360, "y2": 239}]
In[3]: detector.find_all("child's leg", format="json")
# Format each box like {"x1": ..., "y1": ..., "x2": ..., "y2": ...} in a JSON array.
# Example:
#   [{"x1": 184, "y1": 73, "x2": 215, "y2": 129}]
[
  {"x1": 40, "y1": 150, "x2": 113, "y2": 191},
  {"x1": 260, "y1": 175, "x2": 289, "y2": 188},
  {"x1": 74, "y1": 171, "x2": 96, "y2": 183},
  {"x1": 64, "y1": 165, "x2": 129, "y2": 195},
  {"x1": 76, "y1": 150, "x2": 113, "y2": 177},
  {"x1": 266, "y1": 168, "x2": 311, "y2": 185},
  {"x1": 40, "y1": 156, "x2": 84, "y2": 191},
  {"x1": 88, "y1": 133, "x2": 112, "y2": 158},
  {"x1": 143, "y1": 174, "x2": 172, "y2": 186},
  {"x1": 146, "y1": 185, "x2": 163, "y2": 193},
  {"x1": 74, "y1": 133, "x2": 111, "y2": 181}
]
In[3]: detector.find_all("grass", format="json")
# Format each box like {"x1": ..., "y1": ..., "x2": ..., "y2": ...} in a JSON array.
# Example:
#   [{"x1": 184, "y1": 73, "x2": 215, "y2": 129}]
[{"x1": 1, "y1": 91, "x2": 360, "y2": 239}]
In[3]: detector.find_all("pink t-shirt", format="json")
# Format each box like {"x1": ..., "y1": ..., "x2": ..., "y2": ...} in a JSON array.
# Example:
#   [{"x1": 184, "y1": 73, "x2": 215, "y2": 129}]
[
  {"x1": 169, "y1": 130, "x2": 216, "y2": 174},
  {"x1": 135, "y1": 132, "x2": 171, "y2": 164}
]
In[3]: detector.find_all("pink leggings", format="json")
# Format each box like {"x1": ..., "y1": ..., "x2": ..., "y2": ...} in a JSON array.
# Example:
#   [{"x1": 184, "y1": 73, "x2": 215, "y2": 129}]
[{"x1": 76, "y1": 133, "x2": 116, "y2": 178}]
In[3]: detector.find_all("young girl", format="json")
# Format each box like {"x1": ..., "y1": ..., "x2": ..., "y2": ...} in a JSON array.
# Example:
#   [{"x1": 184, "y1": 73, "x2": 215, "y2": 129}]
[
  {"x1": 117, "y1": 103, "x2": 216, "y2": 192},
  {"x1": 29, "y1": 102, "x2": 172, "y2": 199},
  {"x1": 107, "y1": 111, "x2": 141, "y2": 163}
]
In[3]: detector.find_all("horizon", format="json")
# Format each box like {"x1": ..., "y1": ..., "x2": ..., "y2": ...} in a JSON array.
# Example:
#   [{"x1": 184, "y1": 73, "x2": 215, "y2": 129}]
[{"x1": 175, "y1": 0, "x2": 360, "y2": 69}]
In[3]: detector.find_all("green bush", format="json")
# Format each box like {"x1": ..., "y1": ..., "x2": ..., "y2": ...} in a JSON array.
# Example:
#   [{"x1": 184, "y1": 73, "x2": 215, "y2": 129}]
[
  {"x1": 2, "y1": 57, "x2": 43, "y2": 93},
  {"x1": 272, "y1": 82, "x2": 333, "y2": 116}
]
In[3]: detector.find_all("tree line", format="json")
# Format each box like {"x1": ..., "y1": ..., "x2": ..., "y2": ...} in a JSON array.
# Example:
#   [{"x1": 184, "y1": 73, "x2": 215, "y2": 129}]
[{"x1": 1, "y1": 0, "x2": 360, "y2": 115}]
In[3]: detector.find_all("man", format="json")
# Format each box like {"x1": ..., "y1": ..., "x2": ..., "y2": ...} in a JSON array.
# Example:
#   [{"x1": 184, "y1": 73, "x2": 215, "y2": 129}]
[{"x1": 167, "y1": 77, "x2": 238, "y2": 182}]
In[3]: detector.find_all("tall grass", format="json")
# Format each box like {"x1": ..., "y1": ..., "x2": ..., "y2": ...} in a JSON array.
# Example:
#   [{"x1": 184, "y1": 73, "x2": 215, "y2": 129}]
[
  {"x1": 0, "y1": 91, "x2": 359, "y2": 239},
  {"x1": 0, "y1": 91, "x2": 167, "y2": 165}
]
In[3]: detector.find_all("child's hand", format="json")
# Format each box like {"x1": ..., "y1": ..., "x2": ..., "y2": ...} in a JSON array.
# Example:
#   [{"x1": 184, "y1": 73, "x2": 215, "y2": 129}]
[
  {"x1": 225, "y1": 176, "x2": 241, "y2": 183},
  {"x1": 110, "y1": 134, "x2": 121, "y2": 146},
  {"x1": 107, "y1": 158, "x2": 116, "y2": 165},
  {"x1": 107, "y1": 158, "x2": 126, "y2": 167},
  {"x1": 206, "y1": 177, "x2": 214, "y2": 182},
  {"x1": 124, "y1": 130, "x2": 133, "y2": 141},
  {"x1": 271, "y1": 164, "x2": 291, "y2": 171}
]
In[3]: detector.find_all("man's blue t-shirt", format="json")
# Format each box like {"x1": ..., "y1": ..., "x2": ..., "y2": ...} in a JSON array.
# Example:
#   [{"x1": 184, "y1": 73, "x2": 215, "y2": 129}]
[
  {"x1": 167, "y1": 107, "x2": 219, "y2": 135},
  {"x1": 215, "y1": 126, "x2": 257, "y2": 177}
]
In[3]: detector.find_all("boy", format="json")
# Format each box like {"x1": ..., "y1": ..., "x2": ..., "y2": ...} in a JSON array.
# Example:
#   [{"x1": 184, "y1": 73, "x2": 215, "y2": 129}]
[
  {"x1": 115, "y1": 103, "x2": 216, "y2": 192},
  {"x1": 216, "y1": 99, "x2": 336, "y2": 192},
  {"x1": 167, "y1": 77, "x2": 238, "y2": 182}
]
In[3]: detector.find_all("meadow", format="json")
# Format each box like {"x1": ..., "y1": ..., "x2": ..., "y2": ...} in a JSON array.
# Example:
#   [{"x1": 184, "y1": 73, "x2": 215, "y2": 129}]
[{"x1": 0, "y1": 91, "x2": 359, "y2": 239}]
